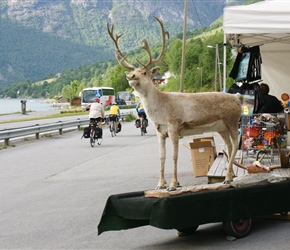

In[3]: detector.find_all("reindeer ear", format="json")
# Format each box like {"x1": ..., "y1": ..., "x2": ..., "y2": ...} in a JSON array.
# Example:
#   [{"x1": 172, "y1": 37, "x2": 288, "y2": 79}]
[{"x1": 149, "y1": 66, "x2": 160, "y2": 77}]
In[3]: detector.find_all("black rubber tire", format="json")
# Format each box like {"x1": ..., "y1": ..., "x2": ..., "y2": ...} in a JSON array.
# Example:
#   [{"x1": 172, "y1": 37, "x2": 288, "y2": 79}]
[
  {"x1": 110, "y1": 122, "x2": 115, "y2": 137},
  {"x1": 223, "y1": 218, "x2": 252, "y2": 239},
  {"x1": 97, "y1": 138, "x2": 102, "y2": 145},
  {"x1": 177, "y1": 225, "x2": 199, "y2": 235},
  {"x1": 141, "y1": 127, "x2": 145, "y2": 136},
  {"x1": 90, "y1": 137, "x2": 95, "y2": 147}
]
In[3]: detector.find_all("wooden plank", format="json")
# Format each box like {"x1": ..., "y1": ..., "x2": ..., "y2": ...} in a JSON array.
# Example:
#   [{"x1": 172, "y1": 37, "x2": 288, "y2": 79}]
[
  {"x1": 232, "y1": 164, "x2": 239, "y2": 177},
  {"x1": 215, "y1": 154, "x2": 228, "y2": 177},
  {"x1": 208, "y1": 150, "x2": 247, "y2": 183},
  {"x1": 207, "y1": 153, "x2": 223, "y2": 177},
  {"x1": 236, "y1": 164, "x2": 246, "y2": 177},
  {"x1": 207, "y1": 154, "x2": 224, "y2": 184},
  {"x1": 273, "y1": 168, "x2": 290, "y2": 178},
  {"x1": 207, "y1": 147, "x2": 290, "y2": 183}
]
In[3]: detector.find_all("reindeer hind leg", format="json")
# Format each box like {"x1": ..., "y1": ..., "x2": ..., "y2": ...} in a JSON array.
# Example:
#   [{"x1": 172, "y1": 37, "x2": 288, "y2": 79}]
[
  {"x1": 218, "y1": 129, "x2": 239, "y2": 183},
  {"x1": 227, "y1": 129, "x2": 239, "y2": 183}
]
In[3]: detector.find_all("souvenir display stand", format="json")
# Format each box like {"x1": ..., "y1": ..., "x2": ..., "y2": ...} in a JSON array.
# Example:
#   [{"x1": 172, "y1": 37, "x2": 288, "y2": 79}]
[{"x1": 240, "y1": 113, "x2": 288, "y2": 166}]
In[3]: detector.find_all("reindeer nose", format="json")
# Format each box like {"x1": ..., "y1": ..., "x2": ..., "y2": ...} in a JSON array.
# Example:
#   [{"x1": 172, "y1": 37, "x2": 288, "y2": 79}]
[{"x1": 126, "y1": 74, "x2": 135, "y2": 80}]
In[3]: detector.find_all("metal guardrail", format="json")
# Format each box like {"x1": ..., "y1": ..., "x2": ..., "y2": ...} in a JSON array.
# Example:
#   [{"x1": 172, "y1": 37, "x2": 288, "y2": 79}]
[
  {"x1": 0, "y1": 118, "x2": 89, "y2": 146},
  {"x1": 0, "y1": 112, "x2": 131, "y2": 146}
]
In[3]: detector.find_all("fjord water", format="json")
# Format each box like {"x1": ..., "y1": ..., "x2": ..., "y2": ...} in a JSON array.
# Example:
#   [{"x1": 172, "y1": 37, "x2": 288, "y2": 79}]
[{"x1": 0, "y1": 98, "x2": 56, "y2": 114}]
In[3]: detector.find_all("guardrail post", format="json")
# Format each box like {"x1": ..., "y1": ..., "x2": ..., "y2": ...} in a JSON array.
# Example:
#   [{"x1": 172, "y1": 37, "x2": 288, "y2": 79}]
[
  {"x1": 77, "y1": 118, "x2": 81, "y2": 130},
  {"x1": 4, "y1": 138, "x2": 9, "y2": 147},
  {"x1": 58, "y1": 121, "x2": 63, "y2": 135},
  {"x1": 35, "y1": 124, "x2": 40, "y2": 139}
]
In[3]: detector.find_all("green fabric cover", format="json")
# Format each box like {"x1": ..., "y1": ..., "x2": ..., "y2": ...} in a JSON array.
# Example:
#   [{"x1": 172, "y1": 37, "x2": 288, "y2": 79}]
[{"x1": 98, "y1": 181, "x2": 290, "y2": 235}]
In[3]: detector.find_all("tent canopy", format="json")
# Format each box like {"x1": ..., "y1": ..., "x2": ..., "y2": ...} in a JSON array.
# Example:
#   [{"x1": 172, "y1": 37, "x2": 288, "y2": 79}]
[{"x1": 223, "y1": 0, "x2": 290, "y2": 99}]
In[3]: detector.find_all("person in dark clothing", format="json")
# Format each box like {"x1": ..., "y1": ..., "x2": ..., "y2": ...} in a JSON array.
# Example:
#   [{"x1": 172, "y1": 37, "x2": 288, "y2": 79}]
[{"x1": 259, "y1": 83, "x2": 284, "y2": 113}]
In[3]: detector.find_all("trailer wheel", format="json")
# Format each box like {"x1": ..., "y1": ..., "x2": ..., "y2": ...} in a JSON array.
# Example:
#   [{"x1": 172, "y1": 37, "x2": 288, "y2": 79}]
[
  {"x1": 176, "y1": 225, "x2": 199, "y2": 237},
  {"x1": 223, "y1": 218, "x2": 252, "y2": 239}
]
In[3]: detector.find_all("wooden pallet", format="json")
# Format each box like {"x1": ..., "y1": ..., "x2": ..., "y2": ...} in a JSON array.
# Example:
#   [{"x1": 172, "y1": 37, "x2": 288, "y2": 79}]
[{"x1": 207, "y1": 149, "x2": 290, "y2": 184}]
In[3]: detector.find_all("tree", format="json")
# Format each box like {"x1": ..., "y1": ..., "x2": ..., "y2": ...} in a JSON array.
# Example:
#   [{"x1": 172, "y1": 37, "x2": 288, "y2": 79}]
[{"x1": 62, "y1": 80, "x2": 83, "y2": 100}]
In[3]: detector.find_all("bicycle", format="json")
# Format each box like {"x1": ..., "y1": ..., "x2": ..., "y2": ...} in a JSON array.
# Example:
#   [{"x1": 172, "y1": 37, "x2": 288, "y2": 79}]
[
  {"x1": 89, "y1": 119, "x2": 103, "y2": 147},
  {"x1": 109, "y1": 115, "x2": 118, "y2": 137},
  {"x1": 136, "y1": 114, "x2": 148, "y2": 136},
  {"x1": 102, "y1": 115, "x2": 110, "y2": 126}
]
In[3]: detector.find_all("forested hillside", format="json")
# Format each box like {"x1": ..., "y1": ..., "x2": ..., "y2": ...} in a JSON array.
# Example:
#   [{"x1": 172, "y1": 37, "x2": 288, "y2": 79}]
[
  {"x1": 0, "y1": 18, "x2": 110, "y2": 91},
  {"x1": 0, "y1": 0, "x2": 246, "y2": 91},
  {"x1": 1, "y1": 28, "x2": 232, "y2": 99}
]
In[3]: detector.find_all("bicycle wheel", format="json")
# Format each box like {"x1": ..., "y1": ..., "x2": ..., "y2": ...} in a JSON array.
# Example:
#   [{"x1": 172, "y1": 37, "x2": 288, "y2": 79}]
[
  {"x1": 141, "y1": 127, "x2": 145, "y2": 136},
  {"x1": 110, "y1": 121, "x2": 115, "y2": 137},
  {"x1": 113, "y1": 122, "x2": 116, "y2": 136},
  {"x1": 97, "y1": 138, "x2": 102, "y2": 145},
  {"x1": 90, "y1": 132, "x2": 95, "y2": 147},
  {"x1": 95, "y1": 126, "x2": 103, "y2": 145}
]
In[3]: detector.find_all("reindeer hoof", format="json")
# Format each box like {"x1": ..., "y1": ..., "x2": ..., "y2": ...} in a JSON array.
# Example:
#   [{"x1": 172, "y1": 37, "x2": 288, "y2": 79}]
[
  {"x1": 167, "y1": 186, "x2": 177, "y2": 191},
  {"x1": 223, "y1": 180, "x2": 232, "y2": 184},
  {"x1": 155, "y1": 185, "x2": 167, "y2": 190}
]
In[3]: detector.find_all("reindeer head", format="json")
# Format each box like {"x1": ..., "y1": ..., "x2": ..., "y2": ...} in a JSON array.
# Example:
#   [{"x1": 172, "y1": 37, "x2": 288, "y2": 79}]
[{"x1": 107, "y1": 16, "x2": 169, "y2": 95}]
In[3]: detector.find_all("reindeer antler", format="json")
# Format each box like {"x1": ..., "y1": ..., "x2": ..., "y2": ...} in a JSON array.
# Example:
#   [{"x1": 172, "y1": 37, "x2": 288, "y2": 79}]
[
  {"x1": 223, "y1": 149, "x2": 284, "y2": 172},
  {"x1": 106, "y1": 23, "x2": 135, "y2": 70},
  {"x1": 107, "y1": 16, "x2": 169, "y2": 70},
  {"x1": 276, "y1": 143, "x2": 290, "y2": 168},
  {"x1": 136, "y1": 16, "x2": 169, "y2": 69}
]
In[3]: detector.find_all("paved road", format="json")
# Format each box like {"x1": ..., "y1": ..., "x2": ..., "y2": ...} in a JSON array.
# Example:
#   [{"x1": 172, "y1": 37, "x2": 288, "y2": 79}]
[{"x1": 1, "y1": 114, "x2": 290, "y2": 249}]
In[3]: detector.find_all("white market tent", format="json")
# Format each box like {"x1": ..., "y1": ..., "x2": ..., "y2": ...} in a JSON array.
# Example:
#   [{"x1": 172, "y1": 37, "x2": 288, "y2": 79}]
[{"x1": 223, "y1": 0, "x2": 290, "y2": 100}]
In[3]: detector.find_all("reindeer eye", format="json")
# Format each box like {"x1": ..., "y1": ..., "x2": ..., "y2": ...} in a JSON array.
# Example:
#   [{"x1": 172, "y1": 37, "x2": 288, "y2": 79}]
[{"x1": 143, "y1": 72, "x2": 146, "y2": 76}]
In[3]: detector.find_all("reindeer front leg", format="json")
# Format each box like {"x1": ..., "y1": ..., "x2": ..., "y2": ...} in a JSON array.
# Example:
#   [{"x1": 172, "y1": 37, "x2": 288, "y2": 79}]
[
  {"x1": 156, "y1": 132, "x2": 167, "y2": 189},
  {"x1": 168, "y1": 131, "x2": 180, "y2": 191}
]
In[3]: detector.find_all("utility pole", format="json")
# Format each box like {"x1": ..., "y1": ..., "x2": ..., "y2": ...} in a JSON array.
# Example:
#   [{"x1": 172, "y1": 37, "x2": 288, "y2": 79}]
[
  {"x1": 216, "y1": 44, "x2": 222, "y2": 91},
  {"x1": 180, "y1": 0, "x2": 188, "y2": 93},
  {"x1": 208, "y1": 44, "x2": 222, "y2": 91}
]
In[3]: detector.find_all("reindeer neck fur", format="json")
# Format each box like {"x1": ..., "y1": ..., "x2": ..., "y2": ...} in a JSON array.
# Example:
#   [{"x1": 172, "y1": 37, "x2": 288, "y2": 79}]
[{"x1": 126, "y1": 67, "x2": 163, "y2": 120}]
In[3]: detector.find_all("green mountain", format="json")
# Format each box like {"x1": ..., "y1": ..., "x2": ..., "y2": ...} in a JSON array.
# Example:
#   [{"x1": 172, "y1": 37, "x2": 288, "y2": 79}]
[{"x1": 0, "y1": 0, "x2": 246, "y2": 91}]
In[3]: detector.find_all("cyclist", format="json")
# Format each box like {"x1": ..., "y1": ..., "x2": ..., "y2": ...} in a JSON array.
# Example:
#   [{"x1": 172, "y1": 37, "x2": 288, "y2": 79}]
[
  {"x1": 109, "y1": 102, "x2": 121, "y2": 132},
  {"x1": 135, "y1": 101, "x2": 148, "y2": 133},
  {"x1": 87, "y1": 98, "x2": 105, "y2": 129},
  {"x1": 136, "y1": 101, "x2": 147, "y2": 120}
]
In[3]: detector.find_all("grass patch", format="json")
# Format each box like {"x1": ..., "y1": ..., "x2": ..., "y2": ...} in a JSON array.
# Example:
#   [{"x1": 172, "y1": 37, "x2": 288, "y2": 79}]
[
  {"x1": 41, "y1": 133, "x2": 53, "y2": 138},
  {"x1": 0, "y1": 110, "x2": 89, "y2": 125},
  {"x1": 0, "y1": 106, "x2": 136, "y2": 125},
  {"x1": 124, "y1": 113, "x2": 137, "y2": 122}
]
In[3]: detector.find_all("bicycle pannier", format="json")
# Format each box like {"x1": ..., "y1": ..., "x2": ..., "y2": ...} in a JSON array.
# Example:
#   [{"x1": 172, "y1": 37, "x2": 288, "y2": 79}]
[
  {"x1": 83, "y1": 126, "x2": 90, "y2": 138},
  {"x1": 95, "y1": 127, "x2": 102, "y2": 139},
  {"x1": 135, "y1": 119, "x2": 140, "y2": 128}
]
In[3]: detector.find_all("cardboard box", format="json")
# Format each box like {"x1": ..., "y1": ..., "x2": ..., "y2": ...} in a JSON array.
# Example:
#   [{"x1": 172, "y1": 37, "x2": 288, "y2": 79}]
[
  {"x1": 183, "y1": 137, "x2": 217, "y2": 177},
  {"x1": 192, "y1": 137, "x2": 217, "y2": 157}
]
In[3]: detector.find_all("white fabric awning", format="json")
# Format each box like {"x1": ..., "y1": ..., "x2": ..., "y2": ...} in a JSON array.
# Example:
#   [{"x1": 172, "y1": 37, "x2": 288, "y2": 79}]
[
  {"x1": 223, "y1": 0, "x2": 290, "y2": 99},
  {"x1": 224, "y1": 0, "x2": 290, "y2": 34}
]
